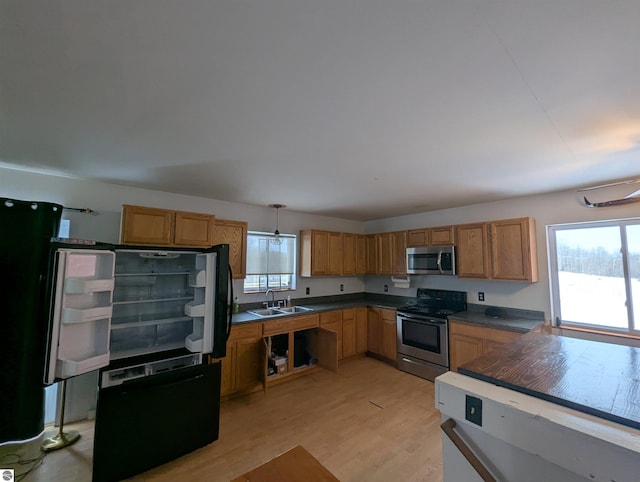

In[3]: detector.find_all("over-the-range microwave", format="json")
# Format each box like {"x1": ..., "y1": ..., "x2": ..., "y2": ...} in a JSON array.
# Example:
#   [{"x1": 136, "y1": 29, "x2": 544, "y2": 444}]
[{"x1": 406, "y1": 245, "x2": 456, "y2": 275}]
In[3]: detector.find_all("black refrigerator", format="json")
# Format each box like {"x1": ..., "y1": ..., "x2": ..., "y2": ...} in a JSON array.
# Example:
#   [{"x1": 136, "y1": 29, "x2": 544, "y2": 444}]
[
  {"x1": 0, "y1": 198, "x2": 62, "y2": 443},
  {"x1": 43, "y1": 242, "x2": 233, "y2": 481}
]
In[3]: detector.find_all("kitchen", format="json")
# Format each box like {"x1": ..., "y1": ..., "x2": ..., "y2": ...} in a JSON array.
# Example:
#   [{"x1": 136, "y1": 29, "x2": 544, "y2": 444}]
[
  {"x1": 2, "y1": 1, "x2": 640, "y2": 480},
  {"x1": 3, "y1": 167, "x2": 640, "y2": 481}
]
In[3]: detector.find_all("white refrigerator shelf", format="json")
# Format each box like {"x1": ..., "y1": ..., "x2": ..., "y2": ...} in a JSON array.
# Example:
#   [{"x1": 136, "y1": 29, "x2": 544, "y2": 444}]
[
  {"x1": 64, "y1": 278, "x2": 115, "y2": 294},
  {"x1": 61, "y1": 306, "x2": 113, "y2": 323},
  {"x1": 184, "y1": 301, "x2": 205, "y2": 317},
  {"x1": 56, "y1": 352, "x2": 110, "y2": 379}
]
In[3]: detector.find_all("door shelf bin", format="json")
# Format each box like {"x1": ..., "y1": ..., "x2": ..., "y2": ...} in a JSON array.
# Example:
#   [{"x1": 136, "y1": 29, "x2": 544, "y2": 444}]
[
  {"x1": 184, "y1": 301, "x2": 205, "y2": 317},
  {"x1": 56, "y1": 352, "x2": 110, "y2": 379},
  {"x1": 62, "y1": 306, "x2": 113, "y2": 323},
  {"x1": 189, "y1": 270, "x2": 206, "y2": 288},
  {"x1": 185, "y1": 333, "x2": 203, "y2": 352},
  {"x1": 65, "y1": 278, "x2": 115, "y2": 294}
]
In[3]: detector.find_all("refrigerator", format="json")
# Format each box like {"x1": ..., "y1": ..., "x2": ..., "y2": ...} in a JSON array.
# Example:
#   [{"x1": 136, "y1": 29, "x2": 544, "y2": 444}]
[{"x1": 43, "y1": 241, "x2": 233, "y2": 482}]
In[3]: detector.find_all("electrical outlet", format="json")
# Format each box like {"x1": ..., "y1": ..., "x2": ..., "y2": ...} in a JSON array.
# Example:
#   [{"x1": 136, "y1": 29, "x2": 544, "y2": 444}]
[
  {"x1": 340, "y1": 284, "x2": 344, "y2": 292},
  {"x1": 478, "y1": 292, "x2": 485, "y2": 302},
  {"x1": 384, "y1": 284, "x2": 388, "y2": 292},
  {"x1": 305, "y1": 287, "x2": 310, "y2": 295},
  {"x1": 465, "y1": 395, "x2": 483, "y2": 426}
]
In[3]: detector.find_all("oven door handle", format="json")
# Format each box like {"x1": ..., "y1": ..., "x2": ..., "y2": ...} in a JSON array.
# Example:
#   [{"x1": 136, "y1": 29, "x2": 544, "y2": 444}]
[{"x1": 398, "y1": 313, "x2": 447, "y2": 325}]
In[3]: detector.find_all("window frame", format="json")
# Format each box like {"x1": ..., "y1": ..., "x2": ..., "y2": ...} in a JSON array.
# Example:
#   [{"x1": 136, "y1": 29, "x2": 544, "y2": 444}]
[
  {"x1": 243, "y1": 230, "x2": 297, "y2": 294},
  {"x1": 547, "y1": 217, "x2": 640, "y2": 335}
]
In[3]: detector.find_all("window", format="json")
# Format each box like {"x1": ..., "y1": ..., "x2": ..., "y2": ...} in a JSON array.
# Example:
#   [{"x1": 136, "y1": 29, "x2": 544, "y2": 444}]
[
  {"x1": 547, "y1": 218, "x2": 640, "y2": 334},
  {"x1": 244, "y1": 231, "x2": 296, "y2": 293}
]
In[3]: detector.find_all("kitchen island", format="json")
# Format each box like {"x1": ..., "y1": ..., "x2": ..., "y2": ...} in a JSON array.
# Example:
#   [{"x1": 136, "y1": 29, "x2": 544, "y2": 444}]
[{"x1": 435, "y1": 332, "x2": 640, "y2": 481}]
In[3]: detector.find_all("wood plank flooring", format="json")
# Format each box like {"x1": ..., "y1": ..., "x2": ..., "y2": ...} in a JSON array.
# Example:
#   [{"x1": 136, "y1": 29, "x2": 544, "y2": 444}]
[{"x1": 18, "y1": 356, "x2": 443, "y2": 482}]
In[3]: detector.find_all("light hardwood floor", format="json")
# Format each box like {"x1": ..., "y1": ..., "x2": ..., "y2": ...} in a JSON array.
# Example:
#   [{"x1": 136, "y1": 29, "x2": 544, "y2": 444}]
[{"x1": 19, "y1": 356, "x2": 443, "y2": 482}]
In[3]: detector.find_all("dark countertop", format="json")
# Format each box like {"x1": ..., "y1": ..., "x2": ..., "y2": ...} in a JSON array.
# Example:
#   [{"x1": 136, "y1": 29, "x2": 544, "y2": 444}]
[
  {"x1": 459, "y1": 332, "x2": 640, "y2": 430},
  {"x1": 448, "y1": 303, "x2": 544, "y2": 333},
  {"x1": 232, "y1": 294, "x2": 411, "y2": 324}
]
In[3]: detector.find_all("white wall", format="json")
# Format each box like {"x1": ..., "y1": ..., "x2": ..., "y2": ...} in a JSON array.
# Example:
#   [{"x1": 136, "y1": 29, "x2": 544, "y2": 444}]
[
  {"x1": 4, "y1": 166, "x2": 638, "y2": 317},
  {"x1": 0, "y1": 167, "x2": 365, "y2": 304},
  {"x1": 364, "y1": 187, "x2": 640, "y2": 322}
]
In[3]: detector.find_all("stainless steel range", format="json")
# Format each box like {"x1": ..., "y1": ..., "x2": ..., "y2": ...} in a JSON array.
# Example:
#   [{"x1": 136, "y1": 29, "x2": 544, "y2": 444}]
[{"x1": 396, "y1": 288, "x2": 466, "y2": 381}]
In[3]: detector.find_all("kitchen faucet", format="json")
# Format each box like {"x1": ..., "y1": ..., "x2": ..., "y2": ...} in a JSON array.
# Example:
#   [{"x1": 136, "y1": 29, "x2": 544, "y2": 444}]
[{"x1": 265, "y1": 289, "x2": 275, "y2": 308}]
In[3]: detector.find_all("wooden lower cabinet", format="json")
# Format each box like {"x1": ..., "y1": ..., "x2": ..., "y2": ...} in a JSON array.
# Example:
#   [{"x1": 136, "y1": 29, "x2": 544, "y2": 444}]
[
  {"x1": 217, "y1": 322, "x2": 263, "y2": 398},
  {"x1": 263, "y1": 313, "x2": 338, "y2": 388},
  {"x1": 448, "y1": 320, "x2": 523, "y2": 372},
  {"x1": 367, "y1": 307, "x2": 397, "y2": 363}
]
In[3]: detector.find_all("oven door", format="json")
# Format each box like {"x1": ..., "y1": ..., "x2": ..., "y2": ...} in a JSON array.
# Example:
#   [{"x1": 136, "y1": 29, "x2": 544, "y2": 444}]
[{"x1": 396, "y1": 312, "x2": 449, "y2": 367}]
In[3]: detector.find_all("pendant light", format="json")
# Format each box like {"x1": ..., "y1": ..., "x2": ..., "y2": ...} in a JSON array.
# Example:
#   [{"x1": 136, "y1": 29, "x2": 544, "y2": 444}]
[{"x1": 269, "y1": 204, "x2": 286, "y2": 244}]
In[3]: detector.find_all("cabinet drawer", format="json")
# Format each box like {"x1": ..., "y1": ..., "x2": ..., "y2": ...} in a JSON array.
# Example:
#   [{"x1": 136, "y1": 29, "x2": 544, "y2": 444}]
[
  {"x1": 320, "y1": 310, "x2": 342, "y2": 326},
  {"x1": 449, "y1": 320, "x2": 520, "y2": 344},
  {"x1": 263, "y1": 314, "x2": 319, "y2": 336},
  {"x1": 228, "y1": 322, "x2": 263, "y2": 342}
]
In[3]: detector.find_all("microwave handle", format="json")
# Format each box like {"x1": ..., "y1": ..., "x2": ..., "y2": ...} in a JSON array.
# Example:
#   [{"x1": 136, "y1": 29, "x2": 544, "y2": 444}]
[{"x1": 437, "y1": 249, "x2": 443, "y2": 274}]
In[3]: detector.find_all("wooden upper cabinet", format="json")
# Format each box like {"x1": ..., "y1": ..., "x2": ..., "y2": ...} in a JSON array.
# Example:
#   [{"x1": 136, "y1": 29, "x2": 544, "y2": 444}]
[
  {"x1": 211, "y1": 219, "x2": 248, "y2": 279},
  {"x1": 300, "y1": 230, "x2": 342, "y2": 277},
  {"x1": 391, "y1": 231, "x2": 407, "y2": 275},
  {"x1": 377, "y1": 231, "x2": 407, "y2": 275},
  {"x1": 327, "y1": 231, "x2": 343, "y2": 275},
  {"x1": 490, "y1": 217, "x2": 538, "y2": 282},
  {"x1": 456, "y1": 223, "x2": 490, "y2": 278},
  {"x1": 121, "y1": 205, "x2": 174, "y2": 246},
  {"x1": 365, "y1": 234, "x2": 378, "y2": 275},
  {"x1": 407, "y1": 225, "x2": 455, "y2": 247},
  {"x1": 174, "y1": 211, "x2": 215, "y2": 247},
  {"x1": 430, "y1": 226, "x2": 455, "y2": 246},
  {"x1": 457, "y1": 217, "x2": 538, "y2": 282},
  {"x1": 343, "y1": 233, "x2": 356, "y2": 276},
  {"x1": 121, "y1": 205, "x2": 214, "y2": 247},
  {"x1": 355, "y1": 234, "x2": 367, "y2": 275}
]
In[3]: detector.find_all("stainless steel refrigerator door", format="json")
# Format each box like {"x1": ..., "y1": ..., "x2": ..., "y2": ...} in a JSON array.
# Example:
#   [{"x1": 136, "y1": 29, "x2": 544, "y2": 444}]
[{"x1": 44, "y1": 248, "x2": 115, "y2": 385}]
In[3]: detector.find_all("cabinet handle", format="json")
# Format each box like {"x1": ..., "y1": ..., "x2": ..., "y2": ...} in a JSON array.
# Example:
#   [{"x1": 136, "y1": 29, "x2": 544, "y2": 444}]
[{"x1": 440, "y1": 418, "x2": 496, "y2": 482}]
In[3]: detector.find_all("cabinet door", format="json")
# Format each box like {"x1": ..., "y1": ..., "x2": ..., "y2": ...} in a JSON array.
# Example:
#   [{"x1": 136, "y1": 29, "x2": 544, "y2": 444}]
[
  {"x1": 430, "y1": 226, "x2": 455, "y2": 245},
  {"x1": 407, "y1": 229, "x2": 429, "y2": 247},
  {"x1": 320, "y1": 311, "x2": 342, "y2": 360},
  {"x1": 449, "y1": 334, "x2": 483, "y2": 372},
  {"x1": 317, "y1": 328, "x2": 338, "y2": 373},
  {"x1": 328, "y1": 232, "x2": 343, "y2": 275},
  {"x1": 235, "y1": 338, "x2": 261, "y2": 391},
  {"x1": 380, "y1": 309, "x2": 397, "y2": 361},
  {"x1": 121, "y1": 205, "x2": 174, "y2": 246},
  {"x1": 377, "y1": 233, "x2": 392, "y2": 275},
  {"x1": 366, "y1": 234, "x2": 378, "y2": 275},
  {"x1": 311, "y1": 231, "x2": 329, "y2": 275},
  {"x1": 456, "y1": 223, "x2": 490, "y2": 278},
  {"x1": 367, "y1": 307, "x2": 381, "y2": 354},
  {"x1": 490, "y1": 217, "x2": 538, "y2": 282},
  {"x1": 211, "y1": 219, "x2": 248, "y2": 279},
  {"x1": 391, "y1": 231, "x2": 407, "y2": 274},
  {"x1": 343, "y1": 233, "x2": 356, "y2": 275},
  {"x1": 355, "y1": 234, "x2": 367, "y2": 275},
  {"x1": 355, "y1": 307, "x2": 368, "y2": 354},
  {"x1": 218, "y1": 342, "x2": 236, "y2": 396},
  {"x1": 174, "y1": 211, "x2": 215, "y2": 247},
  {"x1": 342, "y1": 308, "x2": 356, "y2": 359}
]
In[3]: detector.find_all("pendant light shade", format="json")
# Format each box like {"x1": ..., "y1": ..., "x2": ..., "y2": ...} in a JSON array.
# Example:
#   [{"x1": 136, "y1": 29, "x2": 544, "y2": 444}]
[{"x1": 269, "y1": 204, "x2": 286, "y2": 244}]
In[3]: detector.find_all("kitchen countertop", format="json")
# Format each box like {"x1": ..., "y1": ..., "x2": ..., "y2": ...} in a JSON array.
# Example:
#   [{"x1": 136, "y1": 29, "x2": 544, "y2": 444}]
[
  {"x1": 458, "y1": 332, "x2": 640, "y2": 430},
  {"x1": 231, "y1": 294, "x2": 411, "y2": 324},
  {"x1": 448, "y1": 303, "x2": 544, "y2": 333}
]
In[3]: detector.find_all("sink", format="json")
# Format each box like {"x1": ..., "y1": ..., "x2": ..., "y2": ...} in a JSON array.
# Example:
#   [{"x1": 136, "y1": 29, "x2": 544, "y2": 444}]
[
  {"x1": 247, "y1": 308, "x2": 284, "y2": 317},
  {"x1": 247, "y1": 306, "x2": 314, "y2": 317},
  {"x1": 274, "y1": 306, "x2": 314, "y2": 314}
]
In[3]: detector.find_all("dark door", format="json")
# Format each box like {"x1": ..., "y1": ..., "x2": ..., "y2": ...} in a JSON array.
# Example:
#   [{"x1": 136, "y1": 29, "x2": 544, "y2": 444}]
[{"x1": 92, "y1": 362, "x2": 221, "y2": 482}]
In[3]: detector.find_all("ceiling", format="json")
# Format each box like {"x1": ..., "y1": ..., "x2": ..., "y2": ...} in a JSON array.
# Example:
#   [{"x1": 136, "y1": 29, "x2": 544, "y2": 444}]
[{"x1": 1, "y1": 1, "x2": 640, "y2": 221}]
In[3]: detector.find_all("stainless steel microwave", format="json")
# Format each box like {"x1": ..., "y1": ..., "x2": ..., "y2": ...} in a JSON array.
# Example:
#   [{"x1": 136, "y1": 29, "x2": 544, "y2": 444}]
[{"x1": 406, "y1": 246, "x2": 456, "y2": 275}]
